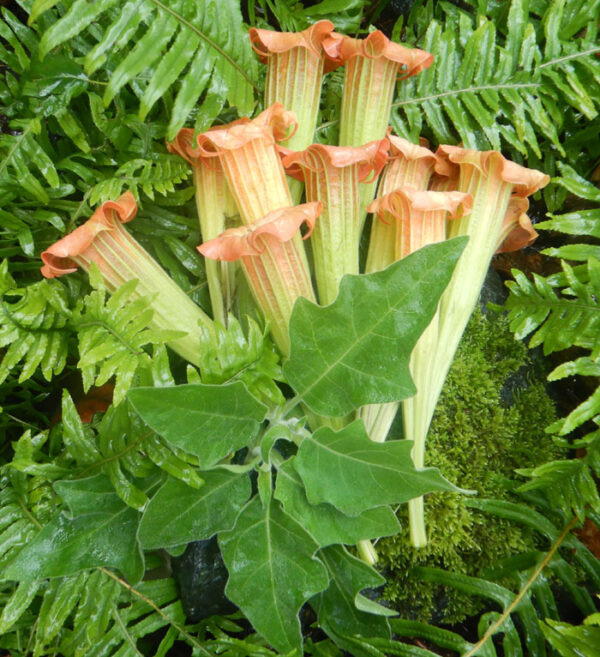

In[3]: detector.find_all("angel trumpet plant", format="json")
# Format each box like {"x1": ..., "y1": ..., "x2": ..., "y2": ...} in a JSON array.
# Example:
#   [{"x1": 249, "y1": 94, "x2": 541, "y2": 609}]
[
  {"x1": 168, "y1": 128, "x2": 239, "y2": 325},
  {"x1": 40, "y1": 191, "x2": 213, "y2": 367},
  {"x1": 405, "y1": 146, "x2": 549, "y2": 547},
  {"x1": 194, "y1": 104, "x2": 296, "y2": 226},
  {"x1": 360, "y1": 188, "x2": 472, "y2": 444},
  {"x1": 282, "y1": 139, "x2": 389, "y2": 305},
  {"x1": 198, "y1": 203, "x2": 320, "y2": 356}
]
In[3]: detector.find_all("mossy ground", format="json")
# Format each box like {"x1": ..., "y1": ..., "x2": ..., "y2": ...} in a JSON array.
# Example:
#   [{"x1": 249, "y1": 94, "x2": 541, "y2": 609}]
[{"x1": 377, "y1": 306, "x2": 560, "y2": 624}]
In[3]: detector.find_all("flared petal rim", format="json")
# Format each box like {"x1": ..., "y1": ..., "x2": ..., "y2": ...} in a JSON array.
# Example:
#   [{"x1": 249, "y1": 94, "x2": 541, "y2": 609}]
[
  {"x1": 496, "y1": 197, "x2": 538, "y2": 253},
  {"x1": 368, "y1": 187, "x2": 473, "y2": 220},
  {"x1": 249, "y1": 20, "x2": 337, "y2": 68},
  {"x1": 322, "y1": 30, "x2": 433, "y2": 79},
  {"x1": 387, "y1": 134, "x2": 439, "y2": 164},
  {"x1": 281, "y1": 138, "x2": 390, "y2": 182},
  {"x1": 41, "y1": 191, "x2": 137, "y2": 278},
  {"x1": 194, "y1": 104, "x2": 298, "y2": 156},
  {"x1": 167, "y1": 128, "x2": 196, "y2": 164},
  {"x1": 436, "y1": 145, "x2": 550, "y2": 197},
  {"x1": 198, "y1": 202, "x2": 322, "y2": 261}
]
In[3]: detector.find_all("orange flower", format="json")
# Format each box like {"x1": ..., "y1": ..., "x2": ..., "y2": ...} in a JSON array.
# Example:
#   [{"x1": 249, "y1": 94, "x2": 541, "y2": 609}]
[
  {"x1": 366, "y1": 135, "x2": 441, "y2": 273},
  {"x1": 41, "y1": 191, "x2": 213, "y2": 366},
  {"x1": 194, "y1": 104, "x2": 296, "y2": 226},
  {"x1": 168, "y1": 128, "x2": 238, "y2": 324},
  {"x1": 249, "y1": 21, "x2": 337, "y2": 153},
  {"x1": 496, "y1": 197, "x2": 538, "y2": 253},
  {"x1": 199, "y1": 203, "x2": 320, "y2": 356},
  {"x1": 282, "y1": 139, "x2": 389, "y2": 304},
  {"x1": 323, "y1": 30, "x2": 433, "y2": 146},
  {"x1": 368, "y1": 187, "x2": 472, "y2": 261}
]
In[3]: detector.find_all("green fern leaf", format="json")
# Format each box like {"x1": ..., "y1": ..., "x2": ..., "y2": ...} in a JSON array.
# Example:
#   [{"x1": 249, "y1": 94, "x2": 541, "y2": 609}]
[
  {"x1": 0, "y1": 263, "x2": 71, "y2": 384},
  {"x1": 517, "y1": 460, "x2": 600, "y2": 517},
  {"x1": 30, "y1": 0, "x2": 257, "y2": 138},
  {"x1": 74, "y1": 277, "x2": 182, "y2": 404}
]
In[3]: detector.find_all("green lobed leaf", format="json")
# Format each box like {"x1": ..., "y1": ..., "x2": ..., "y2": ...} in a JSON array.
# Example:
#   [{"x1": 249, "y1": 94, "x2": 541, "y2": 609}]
[
  {"x1": 312, "y1": 545, "x2": 391, "y2": 643},
  {"x1": 127, "y1": 382, "x2": 267, "y2": 467},
  {"x1": 294, "y1": 421, "x2": 465, "y2": 516},
  {"x1": 138, "y1": 470, "x2": 251, "y2": 549},
  {"x1": 284, "y1": 239, "x2": 467, "y2": 417},
  {"x1": 219, "y1": 496, "x2": 329, "y2": 654},
  {"x1": 275, "y1": 459, "x2": 401, "y2": 546},
  {"x1": 3, "y1": 475, "x2": 143, "y2": 583},
  {"x1": 541, "y1": 618, "x2": 600, "y2": 656}
]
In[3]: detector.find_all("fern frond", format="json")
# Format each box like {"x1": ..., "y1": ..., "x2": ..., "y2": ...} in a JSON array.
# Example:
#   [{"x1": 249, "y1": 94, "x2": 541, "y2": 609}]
[
  {"x1": 198, "y1": 315, "x2": 284, "y2": 406},
  {"x1": 503, "y1": 260, "x2": 600, "y2": 356},
  {"x1": 30, "y1": 0, "x2": 257, "y2": 139},
  {"x1": 60, "y1": 390, "x2": 202, "y2": 510},
  {"x1": 392, "y1": 0, "x2": 600, "y2": 188},
  {"x1": 73, "y1": 275, "x2": 182, "y2": 404},
  {"x1": 89, "y1": 154, "x2": 191, "y2": 205},
  {"x1": 0, "y1": 262, "x2": 72, "y2": 384}
]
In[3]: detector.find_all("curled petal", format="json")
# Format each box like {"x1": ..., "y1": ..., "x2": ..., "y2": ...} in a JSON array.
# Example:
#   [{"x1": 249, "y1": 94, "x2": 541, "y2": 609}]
[
  {"x1": 388, "y1": 134, "x2": 438, "y2": 165},
  {"x1": 249, "y1": 20, "x2": 336, "y2": 67},
  {"x1": 323, "y1": 30, "x2": 433, "y2": 79},
  {"x1": 195, "y1": 104, "x2": 298, "y2": 156},
  {"x1": 167, "y1": 128, "x2": 196, "y2": 164},
  {"x1": 496, "y1": 197, "x2": 538, "y2": 253},
  {"x1": 41, "y1": 191, "x2": 137, "y2": 278},
  {"x1": 369, "y1": 188, "x2": 472, "y2": 221},
  {"x1": 281, "y1": 139, "x2": 389, "y2": 182},
  {"x1": 198, "y1": 202, "x2": 322, "y2": 261},
  {"x1": 436, "y1": 145, "x2": 550, "y2": 197}
]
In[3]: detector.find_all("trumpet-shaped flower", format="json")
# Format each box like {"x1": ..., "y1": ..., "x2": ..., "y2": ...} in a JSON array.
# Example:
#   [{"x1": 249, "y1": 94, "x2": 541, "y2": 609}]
[
  {"x1": 199, "y1": 203, "x2": 320, "y2": 356},
  {"x1": 194, "y1": 104, "x2": 296, "y2": 226},
  {"x1": 323, "y1": 31, "x2": 433, "y2": 147},
  {"x1": 41, "y1": 192, "x2": 213, "y2": 367},
  {"x1": 282, "y1": 139, "x2": 389, "y2": 304},
  {"x1": 366, "y1": 135, "x2": 440, "y2": 273},
  {"x1": 168, "y1": 128, "x2": 239, "y2": 324},
  {"x1": 249, "y1": 21, "x2": 337, "y2": 153},
  {"x1": 404, "y1": 146, "x2": 549, "y2": 547}
]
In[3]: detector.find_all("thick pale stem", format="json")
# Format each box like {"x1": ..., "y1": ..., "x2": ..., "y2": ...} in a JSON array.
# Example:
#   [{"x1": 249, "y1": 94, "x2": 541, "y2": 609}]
[{"x1": 75, "y1": 224, "x2": 213, "y2": 367}]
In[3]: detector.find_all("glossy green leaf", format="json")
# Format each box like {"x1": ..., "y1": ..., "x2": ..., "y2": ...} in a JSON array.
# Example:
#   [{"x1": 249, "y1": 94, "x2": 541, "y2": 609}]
[
  {"x1": 275, "y1": 459, "x2": 401, "y2": 546},
  {"x1": 139, "y1": 470, "x2": 251, "y2": 549},
  {"x1": 128, "y1": 382, "x2": 267, "y2": 467},
  {"x1": 285, "y1": 239, "x2": 467, "y2": 417},
  {"x1": 294, "y1": 421, "x2": 464, "y2": 516},
  {"x1": 3, "y1": 475, "x2": 143, "y2": 583},
  {"x1": 312, "y1": 545, "x2": 391, "y2": 642},
  {"x1": 219, "y1": 497, "x2": 329, "y2": 654},
  {"x1": 541, "y1": 618, "x2": 600, "y2": 656}
]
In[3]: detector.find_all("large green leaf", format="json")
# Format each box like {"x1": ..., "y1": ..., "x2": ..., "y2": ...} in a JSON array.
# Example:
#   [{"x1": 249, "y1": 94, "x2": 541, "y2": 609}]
[
  {"x1": 127, "y1": 383, "x2": 267, "y2": 467},
  {"x1": 138, "y1": 470, "x2": 251, "y2": 549},
  {"x1": 3, "y1": 475, "x2": 143, "y2": 583},
  {"x1": 313, "y1": 545, "x2": 391, "y2": 643},
  {"x1": 275, "y1": 459, "x2": 400, "y2": 546},
  {"x1": 284, "y1": 239, "x2": 467, "y2": 417},
  {"x1": 294, "y1": 421, "x2": 464, "y2": 516},
  {"x1": 219, "y1": 497, "x2": 329, "y2": 654}
]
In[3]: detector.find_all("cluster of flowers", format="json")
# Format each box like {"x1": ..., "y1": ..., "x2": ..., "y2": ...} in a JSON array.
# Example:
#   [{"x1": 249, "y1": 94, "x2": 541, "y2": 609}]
[{"x1": 40, "y1": 21, "x2": 549, "y2": 547}]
